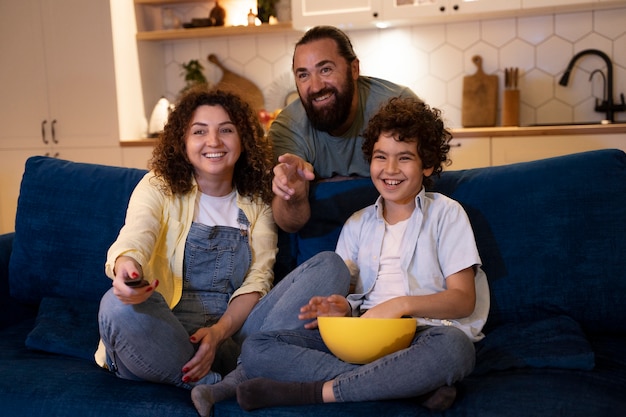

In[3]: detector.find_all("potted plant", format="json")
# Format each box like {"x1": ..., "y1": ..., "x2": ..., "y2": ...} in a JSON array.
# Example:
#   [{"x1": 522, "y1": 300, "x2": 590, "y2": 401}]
[
  {"x1": 256, "y1": 0, "x2": 277, "y2": 23},
  {"x1": 180, "y1": 59, "x2": 208, "y2": 95}
]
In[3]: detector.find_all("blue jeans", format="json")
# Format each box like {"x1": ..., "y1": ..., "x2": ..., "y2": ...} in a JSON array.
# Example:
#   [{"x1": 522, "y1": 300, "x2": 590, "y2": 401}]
[
  {"x1": 241, "y1": 325, "x2": 476, "y2": 402},
  {"x1": 98, "y1": 250, "x2": 350, "y2": 389}
]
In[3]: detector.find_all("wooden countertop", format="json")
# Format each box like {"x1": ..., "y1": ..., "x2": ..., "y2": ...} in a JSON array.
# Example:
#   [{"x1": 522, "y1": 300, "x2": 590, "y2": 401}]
[
  {"x1": 120, "y1": 123, "x2": 626, "y2": 146},
  {"x1": 450, "y1": 123, "x2": 626, "y2": 138}
]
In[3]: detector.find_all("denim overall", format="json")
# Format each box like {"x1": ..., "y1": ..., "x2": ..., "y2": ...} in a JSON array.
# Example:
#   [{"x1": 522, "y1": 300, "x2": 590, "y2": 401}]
[
  {"x1": 173, "y1": 209, "x2": 252, "y2": 334},
  {"x1": 99, "y1": 209, "x2": 251, "y2": 389}
]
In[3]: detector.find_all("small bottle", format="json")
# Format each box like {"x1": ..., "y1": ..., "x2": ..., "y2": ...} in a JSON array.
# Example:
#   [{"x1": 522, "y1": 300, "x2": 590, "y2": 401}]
[
  {"x1": 247, "y1": 8, "x2": 256, "y2": 26},
  {"x1": 162, "y1": 8, "x2": 175, "y2": 30}
]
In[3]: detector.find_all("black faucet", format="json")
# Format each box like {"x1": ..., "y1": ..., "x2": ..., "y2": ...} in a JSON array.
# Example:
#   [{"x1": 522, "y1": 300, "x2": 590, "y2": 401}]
[{"x1": 559, "y1": 49, "x2": 625, "y2": 123}]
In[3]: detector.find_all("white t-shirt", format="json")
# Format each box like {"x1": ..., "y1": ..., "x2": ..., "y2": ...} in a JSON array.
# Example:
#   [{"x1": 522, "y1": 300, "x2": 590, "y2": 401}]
[
  {"x1": 361, "y1": 219, "x2": 408, "y2": 310},
  {"x1": 194, "y1": 190, "x2": 239, "y2": 227}
]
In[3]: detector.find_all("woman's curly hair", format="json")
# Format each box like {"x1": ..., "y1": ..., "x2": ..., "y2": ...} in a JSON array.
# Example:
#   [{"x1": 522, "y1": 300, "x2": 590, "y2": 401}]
[
  {"x1": 149, "y1": 86, "x2": 274, "y2": 204},
  {"x1": 361, "y1": 97, "x2": 452, "y2": 188}
]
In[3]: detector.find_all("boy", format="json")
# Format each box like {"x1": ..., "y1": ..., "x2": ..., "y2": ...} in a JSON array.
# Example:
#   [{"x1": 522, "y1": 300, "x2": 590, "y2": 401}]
[{"x1": 241, "y1": 97, "x2": 490, "y2": 411}]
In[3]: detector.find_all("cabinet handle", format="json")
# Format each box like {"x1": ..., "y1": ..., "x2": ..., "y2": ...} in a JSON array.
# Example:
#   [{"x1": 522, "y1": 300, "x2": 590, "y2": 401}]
[
  {"x1": 41, "y1": 120, "x2": 48, "y2": 144},
  {"x1": 453, "y1": 4, "x2": 459, "y2": 11},
  {"x1": 451, "y1": 142, "x2": 461, "y2": 148},
  {"x1": 51, "y1": 119, "x2": 58, "y2": 144},
  {"x1": 439, "y1": 6, "x2": 445, "y2": 12}
]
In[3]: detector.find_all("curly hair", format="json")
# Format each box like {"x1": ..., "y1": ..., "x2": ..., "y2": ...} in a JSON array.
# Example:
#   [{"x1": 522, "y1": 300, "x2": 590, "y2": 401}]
[
  {"x1": 361, "y1": 97, "x2": 452, "y2": 188},
  {"x1": 149, "y1": 86, "x2": 274, "y2": 204}
]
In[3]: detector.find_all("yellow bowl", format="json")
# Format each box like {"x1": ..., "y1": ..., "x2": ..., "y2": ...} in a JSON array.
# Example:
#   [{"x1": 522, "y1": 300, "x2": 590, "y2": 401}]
[{"x1": 317, "y1": 316, "x2": 417, "y2": 364}]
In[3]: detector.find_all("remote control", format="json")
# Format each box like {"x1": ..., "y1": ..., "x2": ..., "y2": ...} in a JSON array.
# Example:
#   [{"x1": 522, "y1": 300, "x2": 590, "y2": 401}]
[{"x1": 124, "y1": 277, "x2": 150, "y2": 288}]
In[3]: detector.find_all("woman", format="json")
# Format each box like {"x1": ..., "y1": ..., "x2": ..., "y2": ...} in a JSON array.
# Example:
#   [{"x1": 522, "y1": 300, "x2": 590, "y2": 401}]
[{"x1": 96, "y1": 86, "x2": 350, "y2": 392}]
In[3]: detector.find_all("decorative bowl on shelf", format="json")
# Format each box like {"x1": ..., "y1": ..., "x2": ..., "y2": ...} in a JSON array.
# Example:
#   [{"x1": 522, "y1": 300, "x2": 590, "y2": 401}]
[{"x1": 317, "y1": 316, "x2": 417, "y2": 364}]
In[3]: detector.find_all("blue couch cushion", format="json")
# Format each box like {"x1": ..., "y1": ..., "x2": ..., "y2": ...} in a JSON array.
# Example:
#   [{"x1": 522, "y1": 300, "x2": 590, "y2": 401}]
[
  {"x1": 25, "y1": 297, "x2": 100, "y2": 362},
  {"x1": 431, "y1": 149, "x2": 626, "y2": 334},
  {"x1": 473, "y1": 315, "x2": 595, "y2": 375},
  {"x1": 9, "y1": 157, "x2": 147, "y2": 304}
]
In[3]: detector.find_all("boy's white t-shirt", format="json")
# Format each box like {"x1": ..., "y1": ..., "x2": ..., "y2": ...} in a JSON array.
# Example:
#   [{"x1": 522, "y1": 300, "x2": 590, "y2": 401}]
[{"x1": 361, "y1": 219, "x2": 409, "y2": 311}]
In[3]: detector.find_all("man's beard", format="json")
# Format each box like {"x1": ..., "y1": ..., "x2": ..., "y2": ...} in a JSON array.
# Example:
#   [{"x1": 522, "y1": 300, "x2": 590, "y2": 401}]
[{"x1": 300, "y1": 69, "x2": 355, "y2": 133}]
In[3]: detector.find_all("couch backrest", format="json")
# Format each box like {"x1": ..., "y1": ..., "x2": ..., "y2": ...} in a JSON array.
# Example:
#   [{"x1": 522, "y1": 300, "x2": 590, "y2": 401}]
[
  {"x1": 9, "y1": 157, "x2": 147, "y2": 304},
  {"x1": 293, "y1": 149, "x2": 626, "y2": 334},
  {"x1": 9, "y1": 151, "x2": 626, "y2": 335}
]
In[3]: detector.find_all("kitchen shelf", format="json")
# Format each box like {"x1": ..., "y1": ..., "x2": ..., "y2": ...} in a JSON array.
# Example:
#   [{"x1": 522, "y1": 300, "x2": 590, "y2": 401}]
[
  {"x1": 134, "y1": 0, "x2": 205, "y2": 4},
  {"x1": 136, "y1": 21, "x2": 297, "y2": 41}
]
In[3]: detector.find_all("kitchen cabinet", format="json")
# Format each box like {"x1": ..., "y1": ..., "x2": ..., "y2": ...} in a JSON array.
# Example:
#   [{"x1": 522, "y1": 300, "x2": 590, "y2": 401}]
[
  {"x1": 292, "y1": 0, "x2": 522, "y2": 30},
  {"x1": 0, "y1": 0, "x2": 121, "y2": 152},
  {"x1": 291, "y1": 0, "x2": 622, "y2": 30},
  {"x1": 521, "y1": 0, "x2": 594, "y2": 9},
  {"x1": 383, "y1": 0, "x2": 521, "y2": 23},
  {"x1": 491, "y1": 134, "x2": 626, "y2": 166},
  {"x1": 121, "y1": 146, "x2": 154, "y2": 169},
  {"x1": 0, "y1": 0, "x2": 145, "y2": 233},
  {"x1": 292, "y1": 0, "x2": 383, "y2": 30},
  {"x1": 447, "y1": 137, "x2": 491, "y2": 169}
]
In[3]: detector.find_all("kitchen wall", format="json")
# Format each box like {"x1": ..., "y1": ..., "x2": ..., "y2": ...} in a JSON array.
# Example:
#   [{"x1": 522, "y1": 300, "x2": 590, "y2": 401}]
[{"x1": 158, "y1": 5, "x2": 626, "y2": 128}]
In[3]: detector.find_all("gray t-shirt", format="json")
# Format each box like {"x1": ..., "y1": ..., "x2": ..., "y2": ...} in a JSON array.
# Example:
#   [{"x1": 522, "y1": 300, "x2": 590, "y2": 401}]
[{"x1": 269, "y1": 76, "x2": 418, "y2": 179}]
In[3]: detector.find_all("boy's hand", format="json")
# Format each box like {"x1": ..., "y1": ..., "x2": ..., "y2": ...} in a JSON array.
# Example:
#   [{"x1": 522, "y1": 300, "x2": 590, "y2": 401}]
[{"x1": 299, "y1": 294, "x2": 350, "y2": 329}]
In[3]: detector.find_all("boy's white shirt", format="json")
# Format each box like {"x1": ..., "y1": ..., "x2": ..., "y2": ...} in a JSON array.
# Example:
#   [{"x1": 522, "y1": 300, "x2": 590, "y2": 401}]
[{"x1": 335, "y1": 189, "x2": 490, "y2": 342}]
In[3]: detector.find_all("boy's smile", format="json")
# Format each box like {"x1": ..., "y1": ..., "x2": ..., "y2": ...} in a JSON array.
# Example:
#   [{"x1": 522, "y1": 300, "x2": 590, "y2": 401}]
[{"x1": 370, "y1": 132, "x2": 434, "y2": 211}]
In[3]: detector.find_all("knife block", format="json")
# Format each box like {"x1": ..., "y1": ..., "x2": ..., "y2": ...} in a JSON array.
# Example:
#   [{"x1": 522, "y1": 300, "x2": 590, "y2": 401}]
[{"x1": 502, "y1": 89, "x2": 520, "y2": 126}]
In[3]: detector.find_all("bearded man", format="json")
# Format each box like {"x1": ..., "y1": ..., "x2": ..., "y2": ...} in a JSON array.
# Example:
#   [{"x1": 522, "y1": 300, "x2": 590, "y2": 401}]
[{"x1": 270, "y1": 25, "x2": 420, "y2": 233}]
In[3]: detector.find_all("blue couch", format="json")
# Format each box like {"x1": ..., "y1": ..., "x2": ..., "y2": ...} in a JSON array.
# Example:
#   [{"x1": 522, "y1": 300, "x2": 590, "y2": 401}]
[{"x1": 1, "y1": 150, "x2": 625, "y2": 416}]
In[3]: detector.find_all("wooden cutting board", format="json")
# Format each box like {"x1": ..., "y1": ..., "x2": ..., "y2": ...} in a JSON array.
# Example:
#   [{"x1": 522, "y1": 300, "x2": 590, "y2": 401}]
[
  {"x1": 462, "y1": 55, "x2": 498, "y2": 127},
  {"x1": 208, "y1": 54, "x2": 265, "y2": 112}
]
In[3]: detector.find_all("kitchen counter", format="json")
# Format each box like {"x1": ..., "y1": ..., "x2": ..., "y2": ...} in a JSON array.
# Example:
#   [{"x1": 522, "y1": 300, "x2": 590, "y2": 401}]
[
  {"x1": 120, "y1": 123, "x2": 626, "y2": 147},
  {"x1": 450, "y1": 123, "x2": 626, "y2": 138}
]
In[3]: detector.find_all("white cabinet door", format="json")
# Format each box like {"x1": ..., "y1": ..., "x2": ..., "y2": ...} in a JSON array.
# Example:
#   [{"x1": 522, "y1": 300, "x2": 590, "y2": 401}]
[
  {"x1": 0, "y1": 0, "x2": 119, "y2": 151},
  {"x1": 292, "y1": 0, "x2": 383, "y2": 30},
  {"x1": 40, "y1": 0, "x2": 119, "y2": 148},
  {"x1": 450, "y1": 0, "x2": 521, "y2": 14},
  {"x1": 522, "y1": 0, "x2": 595, "y2": 9},
  {"x1": 383, "y1": 0, "x2": 520, "y2": 22},
  {"x1": 0, "y1": 0, "x2": 49, "y2": 150}
]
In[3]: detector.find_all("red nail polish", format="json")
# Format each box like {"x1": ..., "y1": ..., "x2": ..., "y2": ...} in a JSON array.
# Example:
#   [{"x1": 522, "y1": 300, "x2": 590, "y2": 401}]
[
  {"x1": 182, "y1": 376, "x2": 190, "y2": 383},
  {"x1": 190, "y1": 336, "x2": 197, "y2": 343},
  {"x1": 131, "y1": 272, "x2": 139, "y2": 278},
  {"x1": 182, "y1": 367, "x2": 189, "y2": 373}
]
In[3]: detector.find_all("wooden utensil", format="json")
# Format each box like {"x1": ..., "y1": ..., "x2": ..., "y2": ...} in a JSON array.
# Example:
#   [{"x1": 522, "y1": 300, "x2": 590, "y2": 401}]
[
  {"x1": 208, "y1": 54, "x2": 265, "y2": 112},
  {"x1": 462, "y1": 55, "x2": 498, "y2": 127},
  {"x1": 502, "y1": 67, "x2": 520, "y2": 126}
]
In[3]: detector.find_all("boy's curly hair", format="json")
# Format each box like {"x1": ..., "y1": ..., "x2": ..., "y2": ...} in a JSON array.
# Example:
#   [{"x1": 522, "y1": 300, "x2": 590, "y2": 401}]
[
  {"x1": 361, "y1": 97, "x2": 452, "y2": 188},
  {"x1": 149, "y1": 86, "x2": 274, "y2": 204}
]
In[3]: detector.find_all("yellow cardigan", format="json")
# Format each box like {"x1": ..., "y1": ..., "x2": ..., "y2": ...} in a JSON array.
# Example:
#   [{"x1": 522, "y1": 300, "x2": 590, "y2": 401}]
[{"x1": 95, "y1": 172, "x2": 277, "y2": 366}]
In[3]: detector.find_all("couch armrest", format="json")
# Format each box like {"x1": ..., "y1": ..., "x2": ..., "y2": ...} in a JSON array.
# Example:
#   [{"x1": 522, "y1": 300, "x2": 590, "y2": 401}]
[
  {"x1": 0, "y1": 233, "x2": 37, "y2": 329},
  {"x1": 0, "y1": 232, "x2": 15, "y2": 292}
]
